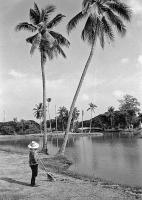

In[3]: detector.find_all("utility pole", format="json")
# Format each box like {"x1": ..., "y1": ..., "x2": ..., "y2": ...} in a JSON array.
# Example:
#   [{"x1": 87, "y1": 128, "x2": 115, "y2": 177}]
[
  {"x1": 55, "y1": 105, "x2": 57, "y2": 132},
  {"x1": 82, "y1": 110, "x2": 84, "y2": 133}
]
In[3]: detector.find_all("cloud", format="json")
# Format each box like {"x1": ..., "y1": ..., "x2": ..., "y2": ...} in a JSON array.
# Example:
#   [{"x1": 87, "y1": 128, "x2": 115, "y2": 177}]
[
  {"x1": 84, "y1": 74, "x2": 104, "y2": 89},
  {"x1": 113, "y1": 90, "x2": 124, "y2": 99},
  {"x1": 138, "y1": 55, "x2": 142, "y2": 65},
  {"x1": 128, "y1": 0, "x2": 142, "y2": 15},
  {"x1": 121, "y1": 58, "x2": 129, "y2": 64},
  {"x1": 81, "y1": 94, "x2": 89, "y2": 101},
  {"x1": 9, "y1": 69, "x2": 26, "y2": 78}
]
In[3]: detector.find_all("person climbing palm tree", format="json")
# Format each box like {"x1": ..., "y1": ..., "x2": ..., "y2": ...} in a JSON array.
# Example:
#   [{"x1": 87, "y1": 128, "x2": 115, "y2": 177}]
[
  {"x1": 15, "y1": 3, "x2": 70, "y2": 153},
  {"x1": 59, "y1": 0, "x2": 132, "y2": 154}
]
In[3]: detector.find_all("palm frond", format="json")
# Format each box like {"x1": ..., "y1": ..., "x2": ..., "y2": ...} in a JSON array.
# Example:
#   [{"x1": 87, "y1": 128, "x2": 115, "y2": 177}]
[
  {"x1": 42, "y1": 50, "x2": 47, "y2": 65},
  {"x1": 106, "y1": 10, "x2": 126, "y2": 36},
  {"x1": 56, "y1": 45, "x2": 67, "y2": 58},
  {"x1": 43, "y1": 5, "x2": 56, "y2": 21},
  {"x1": 47, "y1": 14, "x2": 65, "y2": 29},
  {"x1": 29, "y1": 8, "x2": 40, "y2": 25},
  {"x1": 26, "y1": 34, "x2": 37, "y2": 44},
  {"x1": 15, "y1": 22, "x2": 37, "y2": 32},
  {"x1": 49, "y1": 31, "x2": 70, "y2": 47},
  {"x1": 81, "y1": 15, "x2": 98, "y2": 45},
  {"x1": 40, "y1": 40, "x2": 54, "y2": 60},
  {"x1": 107, "y1": 1, "x2": 132, "y2": 21},
  {"x1": 42, "y1": 30, "x2": 56, "y2": 46},
  {"x1": 30, "y1": 33, "x2": 41, "y2": 55},
  {"x1": 34, "y1": 2, "x2": 40, "y2": 17},
  {"x1": 67, "y1": 11, "x2": 87, "y2": 34},
  {"x1": 98, "y1": 22, "x2": 105, "y2": 48},
  {"x1": 101, "y1": 16, "x2": 114, "y2": 41}
]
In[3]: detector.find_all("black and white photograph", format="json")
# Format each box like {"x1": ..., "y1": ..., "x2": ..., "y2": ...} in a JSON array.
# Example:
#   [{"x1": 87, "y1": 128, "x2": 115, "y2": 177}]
[{"x1": 0, "y1": 0, "x2": 142, "y2": 199}]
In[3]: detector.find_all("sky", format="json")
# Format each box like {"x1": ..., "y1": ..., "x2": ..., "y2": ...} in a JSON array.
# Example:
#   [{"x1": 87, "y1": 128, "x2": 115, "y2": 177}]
[{"x1": 0, "y1": 0, "x2": 142, "y2": 122}]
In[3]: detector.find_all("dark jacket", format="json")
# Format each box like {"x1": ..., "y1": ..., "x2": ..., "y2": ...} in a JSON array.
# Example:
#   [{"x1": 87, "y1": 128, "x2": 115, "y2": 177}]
[{"x1": 29, "y1": 150, "x2": 38, "y2": 166}]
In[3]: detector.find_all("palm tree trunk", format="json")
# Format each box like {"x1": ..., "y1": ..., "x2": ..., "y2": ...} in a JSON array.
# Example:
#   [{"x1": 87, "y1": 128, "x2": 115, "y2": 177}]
[
  {"x1": 40, "y1": 118, "x2": 42, "y2": 134},
  {"x1": 58, "y1": 40, "x2": 95, "y2": 155},
  {"x1": 41, "y1": 51, "x2": 48, "y2": 154}
]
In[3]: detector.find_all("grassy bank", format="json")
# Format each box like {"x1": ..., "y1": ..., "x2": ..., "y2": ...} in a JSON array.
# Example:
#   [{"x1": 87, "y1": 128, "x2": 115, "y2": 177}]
[{"x1": 0, "y1": 150, "x2": 142, "y2": 200}]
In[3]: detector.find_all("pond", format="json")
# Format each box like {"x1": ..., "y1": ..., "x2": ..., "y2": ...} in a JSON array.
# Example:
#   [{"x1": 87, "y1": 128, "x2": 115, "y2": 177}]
[{"x1": 0, "y1": 134, "x2": 142, "y2": 187}]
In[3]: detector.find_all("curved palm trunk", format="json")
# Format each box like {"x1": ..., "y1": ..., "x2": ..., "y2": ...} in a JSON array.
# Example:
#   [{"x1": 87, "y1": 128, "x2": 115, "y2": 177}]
[
  {"x1": 41, "y1": 51, "x2": 48, "y2": 154},
  {"x1": 58, "y1": 40, "x2": 95, "y2": 155}
]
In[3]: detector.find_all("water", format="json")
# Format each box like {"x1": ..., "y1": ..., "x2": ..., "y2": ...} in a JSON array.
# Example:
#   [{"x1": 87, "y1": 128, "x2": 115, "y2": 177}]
[{"x1": 0, "y1": 135, "x2": 142, "y2": 187}]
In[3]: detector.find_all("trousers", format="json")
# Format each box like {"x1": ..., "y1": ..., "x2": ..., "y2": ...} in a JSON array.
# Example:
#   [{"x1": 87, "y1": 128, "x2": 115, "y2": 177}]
[{"x1": 30, "y1": 164, "x2": 38, "y2": 186}]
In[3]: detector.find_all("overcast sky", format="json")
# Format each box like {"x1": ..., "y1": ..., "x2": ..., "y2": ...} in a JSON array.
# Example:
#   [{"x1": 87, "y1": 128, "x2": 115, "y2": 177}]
[{"x1": 0, "y1": 0, "x2": 142, "y2": 122}]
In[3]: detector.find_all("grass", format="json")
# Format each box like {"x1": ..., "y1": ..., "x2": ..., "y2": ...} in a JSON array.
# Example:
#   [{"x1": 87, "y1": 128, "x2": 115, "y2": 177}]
[{"x1": 0, "y1": 193, "x2": 26, "y2": 200}]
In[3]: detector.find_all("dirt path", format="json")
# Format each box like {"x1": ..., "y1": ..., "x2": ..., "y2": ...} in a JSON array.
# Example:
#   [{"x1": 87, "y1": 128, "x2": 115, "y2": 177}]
[{"x1": 0, "y1": 151, "x2": 142, "y2": 200}]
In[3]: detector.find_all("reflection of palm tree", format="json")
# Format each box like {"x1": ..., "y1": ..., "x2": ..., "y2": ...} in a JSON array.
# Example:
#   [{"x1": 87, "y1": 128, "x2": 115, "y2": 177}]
[
  {"x1": 33, "y1": 103, "x2": 43, "y2": 134},
  {"x1": 47, "y1": 98, "x2": 52, "y2": 131},
  {"x1": 87, "y1": 103, "x2": 97, "y2": 133},
  {"x1": 59, "y1": 0, "x2": 131, "y2": 154},
  {"x1": 16, "y1": 3, "x2": 70, "y2": 153}
]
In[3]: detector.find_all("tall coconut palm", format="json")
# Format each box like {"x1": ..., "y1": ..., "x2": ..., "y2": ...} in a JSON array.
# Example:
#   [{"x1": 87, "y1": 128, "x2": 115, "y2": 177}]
[
  {"x1": 47, "y1": 98, "x2": 52, "y2": 131},
  {"x1": 58, "y1": 0, "x2": 131, "y2": 154},
  {"x1": 33, "y1": 102, "x2": 43, "y2": 134},
  {"x1": 87, "y1": 102, "x2": 97, "y2": 133},
  {"x1": 15, "y1": 3, "x2": 70, "y2": 153}
]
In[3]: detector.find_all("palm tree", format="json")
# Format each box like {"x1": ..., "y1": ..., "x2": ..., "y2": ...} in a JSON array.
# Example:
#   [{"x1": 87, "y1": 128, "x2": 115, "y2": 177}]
[
  {"x1": 15, "y1": 3, "x2": 70, "y2": 153},
  {"x1": 107, "y1": 106, "x2": 115, "y2": 129},
  {"x1": 87, "y1": 102, "x2": 97, "y2": 133},
  {"x1": 58, "y1": 106, "x2": 69, "y2": 131},
  {"x1": 59, "y1": 0, "x2": 131, "y2": 154},
  {"x1": 47, "y1": 98, "x2": 52, "y2": 131},
  {"x1": 33, "y1": 103, "x2": 43, "y2": 134},
  {"x1": 71, "y1": 107, "x2": 80, "y2": 132}
]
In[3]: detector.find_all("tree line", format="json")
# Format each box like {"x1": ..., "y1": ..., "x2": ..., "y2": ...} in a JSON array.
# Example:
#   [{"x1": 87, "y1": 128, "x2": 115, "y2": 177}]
[
  {"x1": 35, "y1": 94, "x2": 142, "y2": 132},
  {"x1": 1, "y1": 94, "x2": 141, "y2": 135}
]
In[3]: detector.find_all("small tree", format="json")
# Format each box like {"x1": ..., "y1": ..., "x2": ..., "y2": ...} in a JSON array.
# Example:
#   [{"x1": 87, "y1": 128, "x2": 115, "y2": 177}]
[
  {"x1": 118, "y1": 95, "x2": 140, "y2": 128},
  {"x1": 87, "y1": 102, "x2": 97, "y2": 133},
  {"x1": 33, "y1": 103, "x2": 43, "y2": 134}
]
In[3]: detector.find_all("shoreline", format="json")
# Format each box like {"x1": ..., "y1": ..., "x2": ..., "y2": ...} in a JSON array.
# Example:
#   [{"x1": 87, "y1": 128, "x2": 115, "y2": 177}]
[
  {"x1": 0, "y1": 151, "x2": 142, "y2": 200},
  {"x1": 0, "y1": 150, "x2": 142, "y2": 200}
]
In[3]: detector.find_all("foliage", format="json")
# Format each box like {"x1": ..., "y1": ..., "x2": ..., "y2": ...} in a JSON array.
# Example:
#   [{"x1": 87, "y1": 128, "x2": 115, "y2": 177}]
[
  {"x1": 16, "y1": 3, "x2": 70, "y2": 60},
  {"x1": 33, "y1": 103, "x2": 43, "y2": 120},
  {"x1": 0, "y1": 120, "x2": 40, "y2": 135},
  {"x1": 118, "y1": 94, "x2": 140, "y2": 114},
  {"x1": 58, "y1": 106, "x2": 69, "y2": 131},
  {"x1": 118, "y1": 95, "x2": 140, "y2": 128}
]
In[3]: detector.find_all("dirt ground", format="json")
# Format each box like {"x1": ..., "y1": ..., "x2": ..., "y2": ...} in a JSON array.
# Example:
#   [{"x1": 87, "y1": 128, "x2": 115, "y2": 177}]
[{"x1": 0, "y1": 151, "x2": 142, "y2": 200}]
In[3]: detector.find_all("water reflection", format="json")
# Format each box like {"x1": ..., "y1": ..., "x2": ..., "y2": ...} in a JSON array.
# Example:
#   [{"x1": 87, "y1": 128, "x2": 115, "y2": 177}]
[{"x1": 1, "y1": 135, "x2": 142, "y2": 186}]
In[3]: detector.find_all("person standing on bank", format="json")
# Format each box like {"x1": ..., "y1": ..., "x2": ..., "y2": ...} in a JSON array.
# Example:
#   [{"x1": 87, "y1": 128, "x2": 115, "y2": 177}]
[{"x1": 28, "y1": 141, "x2": 39, "y2": 186}]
